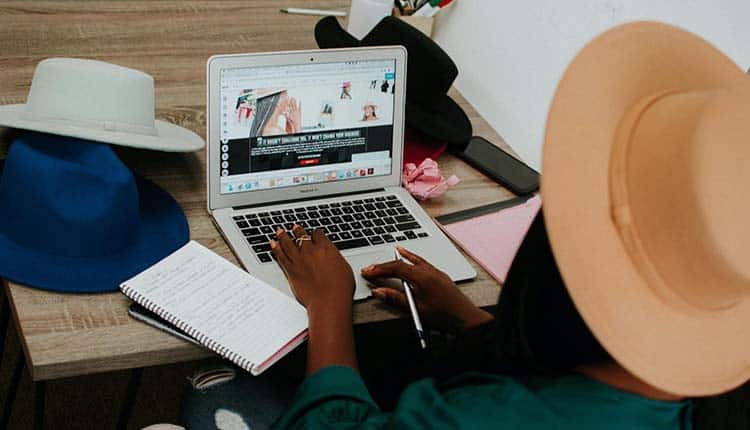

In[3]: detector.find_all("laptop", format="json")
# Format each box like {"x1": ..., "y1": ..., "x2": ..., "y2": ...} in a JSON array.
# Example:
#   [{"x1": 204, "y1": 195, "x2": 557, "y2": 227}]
[{"x1": 206, "y1": 46, "x2": 476, "y2": 300}]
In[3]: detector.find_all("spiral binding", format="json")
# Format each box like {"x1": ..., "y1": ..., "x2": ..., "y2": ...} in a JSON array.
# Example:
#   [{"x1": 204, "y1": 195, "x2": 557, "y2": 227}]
[{"x1": 122, "y1": 284, "x2": 255, "y2": 373}]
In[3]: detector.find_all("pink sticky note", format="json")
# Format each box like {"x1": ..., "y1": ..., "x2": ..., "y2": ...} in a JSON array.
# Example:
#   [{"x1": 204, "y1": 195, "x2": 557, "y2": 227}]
[{"x1": 439, "y1": 195, "x2": 542, "y2": 284}]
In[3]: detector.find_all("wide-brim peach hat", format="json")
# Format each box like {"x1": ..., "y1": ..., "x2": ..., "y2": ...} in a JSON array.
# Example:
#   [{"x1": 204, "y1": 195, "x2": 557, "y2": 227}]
[{"x1": 542, "y1": 21, "x2": 750, "y2": 396}]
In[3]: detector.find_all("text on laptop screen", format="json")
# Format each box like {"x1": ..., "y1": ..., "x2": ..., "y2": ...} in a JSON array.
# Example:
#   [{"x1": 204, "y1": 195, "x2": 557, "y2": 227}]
[{"x1": 218, "y1": 59, "x2": 396, "y2": 194}]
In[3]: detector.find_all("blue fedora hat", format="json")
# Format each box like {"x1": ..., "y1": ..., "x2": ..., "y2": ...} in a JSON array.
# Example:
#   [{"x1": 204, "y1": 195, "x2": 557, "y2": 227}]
[{"x1": 0, "y1": 132, "x2": 189, "y2": 292}]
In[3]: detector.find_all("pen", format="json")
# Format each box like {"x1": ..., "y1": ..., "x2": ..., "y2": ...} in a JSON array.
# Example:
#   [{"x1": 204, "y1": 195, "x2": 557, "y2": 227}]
[
  {"x1": 280, "y1": 8, "x2": 347, "y2": 17},
  {"x1": 396, "y1": 249, "x2": 427, "y2": 349}
]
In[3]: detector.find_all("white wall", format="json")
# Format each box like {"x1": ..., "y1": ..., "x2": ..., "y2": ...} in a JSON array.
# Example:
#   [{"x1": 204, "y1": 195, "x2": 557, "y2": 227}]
[{"x1": 433, "y1": 1, "x2": 750, "y2": 170}]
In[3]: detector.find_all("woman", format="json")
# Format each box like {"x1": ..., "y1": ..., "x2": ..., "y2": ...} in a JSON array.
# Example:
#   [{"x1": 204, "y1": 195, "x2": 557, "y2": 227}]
[{"x1": 180, "y1": 22, "x2": 750, "y2": 429}]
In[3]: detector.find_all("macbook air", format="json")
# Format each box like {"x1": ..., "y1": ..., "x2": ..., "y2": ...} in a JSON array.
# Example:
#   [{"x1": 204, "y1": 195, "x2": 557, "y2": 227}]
[{"x1": 206, "y1": 46, "x2": 475, "y2": 299}]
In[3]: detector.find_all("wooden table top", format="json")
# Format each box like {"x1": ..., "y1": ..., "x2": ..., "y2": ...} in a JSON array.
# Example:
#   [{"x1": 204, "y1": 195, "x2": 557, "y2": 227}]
[{"x1": 0, "y1": 1, "x2": 515, "y2": 381}]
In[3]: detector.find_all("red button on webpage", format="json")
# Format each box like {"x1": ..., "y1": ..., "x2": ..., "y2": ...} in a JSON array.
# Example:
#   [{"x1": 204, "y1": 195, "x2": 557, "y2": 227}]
[{"x1": 299, "y1": 158, "x2": 319, "y2": 166}]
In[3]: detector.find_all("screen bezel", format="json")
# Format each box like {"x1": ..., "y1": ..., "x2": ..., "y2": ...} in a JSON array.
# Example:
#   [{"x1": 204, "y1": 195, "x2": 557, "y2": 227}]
[{"x1": 207, "y1": 46, "x2": 407, "y2": 211}]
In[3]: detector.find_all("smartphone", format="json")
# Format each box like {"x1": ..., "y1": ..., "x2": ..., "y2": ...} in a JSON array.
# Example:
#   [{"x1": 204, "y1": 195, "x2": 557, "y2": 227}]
[
  {"x1": 456, "y1": 136, "x2": 540, "y2": 195},
  {"x1": 128, "y1": 303, "x2": 199, "y2": 345}
]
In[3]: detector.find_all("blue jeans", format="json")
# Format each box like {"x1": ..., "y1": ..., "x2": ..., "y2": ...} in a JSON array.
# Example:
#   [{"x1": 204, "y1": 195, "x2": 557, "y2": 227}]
[{"x1": 179, "y1": 355, "x2": 305, "y2": 430}]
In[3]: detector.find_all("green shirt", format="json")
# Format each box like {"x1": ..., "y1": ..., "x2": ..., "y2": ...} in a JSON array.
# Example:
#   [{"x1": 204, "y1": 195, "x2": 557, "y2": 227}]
[{"x1": 273, "y1": 366, "x2": 691, "y2": 430}]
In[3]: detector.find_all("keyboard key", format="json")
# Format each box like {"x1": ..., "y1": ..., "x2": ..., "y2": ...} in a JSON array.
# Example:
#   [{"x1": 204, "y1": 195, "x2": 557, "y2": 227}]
[
  {"x1": 373, "y1": 219, "x2": 385, "y2": 226},
  {"x1": 396, "y1": 222, "x2": 421, "y2": 231},
  {"x1": 331, "y1": 208, "x2": 343, "y2": 215},
  {"x1": 328, "y1": 225, "x2": 340, "y2": 233},
  {"x1": 384, "y1": 225, "x2": 396, "y2": 233},
  {"x1": 395, "y1": 235, "x2": 407, "y2": 241},
  {"x1": 284, "y1": 215, "x2": 297, "y2": 222},
  {"x1": 350, "y1": 221, "x2": 362, "y2": 229},
  {"x1": 369, "y1": 236, "x2": 384, "y2": 245},
  {"x1": 298, "y1": 220, "x2": 308, "y2": 228},
  {"x1": 404, "y1": 231, "x2": 418, "y2": 240},
  {"x1": 364, "y1": 203, "x2": 376, "y2": 211},
  {"x1": 375, "y1": 210, "x2": 387, "y2": 218},
  {"x1": 395, "y1": 215, "x2": 415, "y2": 223},
  {"x1": 375, "y1": 196, "x2": 386, "y2": 201},
  {"x1": 341, "y1": 201, "x2": 353, "y2": 206},
  {"x1": 272, "y1": 216, "x2": 285, "y2": 224},
  {"x1": 319, "y1": 218, "x2": 332, "y2": 225},
  {"x1": 248, "y1": 219, "x2": 262, "y2": 227},
  {"x1": 397, "y1": 207, "x2": 409, "y2": 214},
  {"x1": 306, "y1": 206, "x2": 318, "y2": 211},
  {"x1": 353, "y1": 205, "x2": 365, "y2": 213},
  {"x1": 351, "y1": 230, "x2": 364, "y2": 238},
  {"x1": 252, "y1": 244, "x2": 272, "y2": 253},
  {"x1": 342, "y1": 207, "x2": 354, "y2": 214},
  {"x1": 375, "y1": 202, "x2": 387, "y2": 210},
  {"x1": 362, "y1": 220, "x2": 374, "y2": 228},
  {"x1": 342, "y1": 214, "x2": 354, "y2": 222},
  {"x1": 308, "y1": 211, "x2": 320, "y2": 218},
  {"x1": 364, "y1": 212, "x2": 377, "y2": 219},
  {"x1": 353, "y1": 200, "x2": 363, "y2": 204},
  {"x1": 258, "y1": 212, "x2": 270, "y2": 217},
  {"x1": 328, "y1": 233, "x2": 340, "y2": 242},
  {"x1": 247, "y1": 235, "x2": 266, "y2": 245},
  {"x1": 334, "y1": 238, "x2": 370, "y2": 250},
  {"x1": 232, "y1": 215, "x2": 244, "y2": 221},
  {"x1": 373, "y1": 227, "x2": 385, "y2": 235},
  {"x1": 245, "y1": 213, "x2": 258, "y2": 219},
  {"x1": 386, "y1": 200, "x2": 403, "y2": 208},
  {"x1": 235, "y1": 220, "x2": 249, "y2": 229},
  {"x1": 257, "y1": 253, "x2": 272, "y2": 263},
  {"x1": 418, "y1": 232, "x2": 429, "y2": 238},
  {"x1": 331, "y1": 216, "x2": 342, "y2": 224},
  {"x1": 386, "y1": 195, "x2": 397, "y2": 200},
  {"x1": 339, "y1": 223, "x2": 352, "y2": 231},
  {"x1": 319, "y1": 209, "x2": 331, "y2": 217},
  {"x1": 318, "y1": 204, "x2": 330, "y2": 209},
  {"x1": 241, "y1": 227, "x2": 260, "y2": 237},
  {"x1": 295, "y1": 207, "x2": 307, "y2": 212},
  {"x1": 260, "y1": 218, "x2": 273, "y2": 225},
  {"x1": 383, "y1": 217, "x2": 396, "y2": 224},
  {"x1": 308, "y1": 219, "x2": 321, "y2": 228},
  {"x1": 330, "y1": 202, "x2": 341, "y2": 207},
  {"x1": 382, "y1": 234, "x2": 395, "y2": 243},
  {"x1": 362, "y1": 228, "x2": 375, "y2": 236},
  {"x1": 284, "y1": 223, "x2": 295, "y2": 231},
  {"x1": 260, "y1": 226, "x2": 273, "y2": 234},
  {"x1": 267, "y1": 234, "x2": 276, "y2": 241},
  {"x1": 364, "y1": 198, "x2": 375, "y2": 203},
  {"x1": 386, "y1": 209, "x2": 399, "y2": 216},
  {"x1": 271, "y1": 210, "x2": 282, "y2": 216},
  {"x1": 297, "y1": 213, "x2": 309, "y2": 220},
  {"x1": 353, "y1": 213, "x2": 365, "y2": 221},
  {"x1": 282, "y1": 209, "x2": 294, "y2": 214},
  {"x1": 273, "y1": 224, "x2": 284, "y2": 232},
  {"x1": 340, "y1": 231, "x2": 352, "y2": 240}
]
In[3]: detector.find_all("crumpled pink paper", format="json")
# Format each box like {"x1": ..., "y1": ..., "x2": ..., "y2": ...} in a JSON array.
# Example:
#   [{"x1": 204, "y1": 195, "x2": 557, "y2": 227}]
[{"x1": 402, "y1": 158, "x2": 459, "y2": 200}]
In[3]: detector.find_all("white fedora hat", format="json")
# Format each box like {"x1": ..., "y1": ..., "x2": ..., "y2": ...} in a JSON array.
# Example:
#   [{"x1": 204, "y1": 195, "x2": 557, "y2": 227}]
[{"x1": 0, "y1": 58, "x2": 204, "y2": 152}]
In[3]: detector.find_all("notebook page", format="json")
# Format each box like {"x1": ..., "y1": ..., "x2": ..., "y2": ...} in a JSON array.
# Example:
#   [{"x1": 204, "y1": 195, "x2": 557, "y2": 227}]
[
  {"x1": 438, "y1": 195, "x2": 541, "y2": 283},
  {"x1": 120, "y1": 241, "x2": 308, "y2": 370}
]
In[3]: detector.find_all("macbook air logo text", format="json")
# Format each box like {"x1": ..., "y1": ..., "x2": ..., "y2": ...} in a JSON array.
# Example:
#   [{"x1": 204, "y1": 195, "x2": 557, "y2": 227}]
[{"x1": 299, "y1": 187, "x2": 318, "y2": 193}]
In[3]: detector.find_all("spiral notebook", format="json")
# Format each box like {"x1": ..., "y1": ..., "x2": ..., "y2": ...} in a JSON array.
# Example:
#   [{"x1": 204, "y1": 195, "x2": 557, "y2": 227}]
[{"x1": 120, "y1": 240, "x2": 308, "y2": 376}]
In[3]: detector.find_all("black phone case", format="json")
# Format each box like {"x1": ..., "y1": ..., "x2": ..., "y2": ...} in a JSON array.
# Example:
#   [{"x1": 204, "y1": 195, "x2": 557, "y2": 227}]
[{"x1": 456, "y1": 137, "x2": 539, "y2": 195}]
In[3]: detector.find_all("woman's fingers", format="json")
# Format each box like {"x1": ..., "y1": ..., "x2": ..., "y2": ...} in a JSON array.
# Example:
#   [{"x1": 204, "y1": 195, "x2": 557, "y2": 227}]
[
  {"x1": 276, "y1": 228, "x2": 299, "y2": 260},
  {"x1": 270, "y1": 240, "x2": 291, "y2": 270},
  {"x1": 396, "y1": 247, "x2": 427, "y2": 266},
  {"x1": 292, "y1": 224, "x2": 311, "y2": 248},
  {"x1": 371, "y1": 287, "x2": 408, "y2": 308},
  {"x1": 361, "y1": 260, "x2": 418, "y2": 284}
]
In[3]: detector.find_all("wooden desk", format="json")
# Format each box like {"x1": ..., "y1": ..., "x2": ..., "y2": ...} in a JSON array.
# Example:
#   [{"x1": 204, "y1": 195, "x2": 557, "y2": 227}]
[{"x1": 0, "y1": 1, "x2": 515, "y2": 382}]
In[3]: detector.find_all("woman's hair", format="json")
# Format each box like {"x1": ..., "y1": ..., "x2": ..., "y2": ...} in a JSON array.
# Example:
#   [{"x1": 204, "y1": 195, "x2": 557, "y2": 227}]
[{"x1": 491, "y1": 212, "x2": 749, "y2": 429}]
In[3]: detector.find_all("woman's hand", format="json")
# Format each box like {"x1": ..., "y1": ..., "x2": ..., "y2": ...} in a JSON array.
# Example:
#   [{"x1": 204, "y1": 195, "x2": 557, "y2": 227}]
[
  {"x1": 270, "y1": 225, "x2": 358, "y2": 375},
  {"x1": 362, "y1": 247, "x2": 494, "y2": 332},
  {"x1": 270, "y1": 225, "x2": 354, "y2": 312}
]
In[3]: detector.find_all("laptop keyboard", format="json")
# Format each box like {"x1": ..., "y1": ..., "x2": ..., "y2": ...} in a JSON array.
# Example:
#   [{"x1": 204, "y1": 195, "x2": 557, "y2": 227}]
[{"x1": 231, "y1": 195, "x2": 429, "y2": 264}]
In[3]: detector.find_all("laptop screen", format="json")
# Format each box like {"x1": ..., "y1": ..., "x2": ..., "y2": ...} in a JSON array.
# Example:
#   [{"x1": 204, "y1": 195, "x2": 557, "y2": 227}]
[{"x1": 218, "y1": 59, "x2": 397, "y2": 195}]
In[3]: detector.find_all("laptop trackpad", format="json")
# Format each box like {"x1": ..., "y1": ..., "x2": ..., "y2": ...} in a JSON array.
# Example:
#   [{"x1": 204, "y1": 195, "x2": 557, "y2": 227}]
[{"x1": 348, "y1": 249, "x2": 394, "y2": 301}]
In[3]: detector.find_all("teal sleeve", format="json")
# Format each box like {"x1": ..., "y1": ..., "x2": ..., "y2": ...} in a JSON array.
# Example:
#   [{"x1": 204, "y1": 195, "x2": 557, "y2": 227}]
[{"x1": 272, "y1": 366, "x2": 461, "y2": 430}]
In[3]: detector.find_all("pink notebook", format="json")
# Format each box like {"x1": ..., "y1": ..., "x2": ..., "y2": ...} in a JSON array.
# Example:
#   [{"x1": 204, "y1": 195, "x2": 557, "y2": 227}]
[{"x1": 436, "y1": 195, "x2": 541, "y2": 284}]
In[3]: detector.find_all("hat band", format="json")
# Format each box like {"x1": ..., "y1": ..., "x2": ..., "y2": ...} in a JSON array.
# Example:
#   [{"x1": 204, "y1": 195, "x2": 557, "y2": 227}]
[
  {"x1": 20, "y1": 111, "x2": 158, "y2": 137},
  {"x1": 608, "y1": 89, "x2": 704, "y2": 313}
]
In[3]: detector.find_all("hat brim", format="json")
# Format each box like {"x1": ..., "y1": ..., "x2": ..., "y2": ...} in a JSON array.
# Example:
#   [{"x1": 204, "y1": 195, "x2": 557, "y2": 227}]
[
  {"x1": 0, "y1": 160, "x2": 189, "y2": 293},
  {"x1": 542, "y1": 22, "x2": 750, "y2": 396},
  {"x1": 0, "y1": 104, "x2": 204, "y2": 152}
]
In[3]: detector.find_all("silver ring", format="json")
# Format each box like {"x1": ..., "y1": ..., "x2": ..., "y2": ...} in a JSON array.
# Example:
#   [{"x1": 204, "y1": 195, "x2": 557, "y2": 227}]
[{"x1": 295, "y1": 235, "x2": 312, "y2": 247}]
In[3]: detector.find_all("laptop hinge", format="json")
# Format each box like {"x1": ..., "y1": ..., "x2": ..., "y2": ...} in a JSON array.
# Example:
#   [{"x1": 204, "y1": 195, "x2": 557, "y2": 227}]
[{"x1": 232, "y1": 188, "x2": 387, "y2": 211}]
